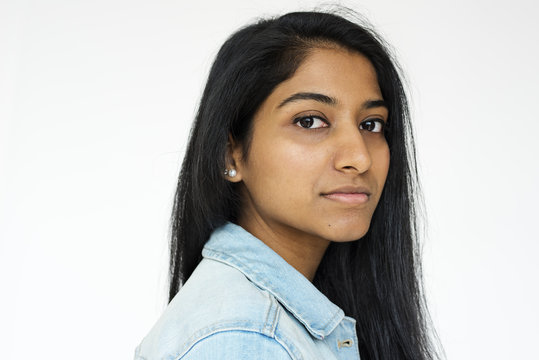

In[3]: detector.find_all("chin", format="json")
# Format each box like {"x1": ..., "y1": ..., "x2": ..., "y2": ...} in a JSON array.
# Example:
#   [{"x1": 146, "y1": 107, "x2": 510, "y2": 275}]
[
  {"x1": 319, "y1": 220, "x2": 371, "y2": 243},
  {"x1": 309, "y1": 205, "x2": 377, "y2": 242}
]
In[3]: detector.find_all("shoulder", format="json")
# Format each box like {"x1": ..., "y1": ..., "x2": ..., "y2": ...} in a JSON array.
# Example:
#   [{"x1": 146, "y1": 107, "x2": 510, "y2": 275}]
[{"x1": 135, "y1": 258, "x2": 290, "y2": 360}]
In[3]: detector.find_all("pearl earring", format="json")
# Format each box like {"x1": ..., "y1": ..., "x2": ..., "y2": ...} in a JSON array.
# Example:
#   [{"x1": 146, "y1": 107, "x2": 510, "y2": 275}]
[{"x1": 224, "y1": 168, "x2": 237, "y2": 177}]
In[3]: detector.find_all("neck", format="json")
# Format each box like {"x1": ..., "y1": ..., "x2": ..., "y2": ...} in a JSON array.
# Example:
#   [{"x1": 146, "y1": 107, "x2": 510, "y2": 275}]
[{"x1": 237, "y1": 213, "x2": 330, "y2": 282}]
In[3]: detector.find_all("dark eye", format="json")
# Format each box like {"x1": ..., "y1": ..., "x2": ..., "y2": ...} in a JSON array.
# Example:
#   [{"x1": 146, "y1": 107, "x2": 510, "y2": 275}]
[
  {"x1": 294, "y1": 115, "x2": 329, "y2": 129},
  {"x1": 360, "y1": 119, "x2": 384, "y2": 133}
]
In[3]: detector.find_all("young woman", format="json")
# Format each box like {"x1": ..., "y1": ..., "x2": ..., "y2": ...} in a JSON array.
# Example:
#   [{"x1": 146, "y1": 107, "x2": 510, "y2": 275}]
[{"x1": 135, "y1": 10, "x2": 440, "y2": 360}]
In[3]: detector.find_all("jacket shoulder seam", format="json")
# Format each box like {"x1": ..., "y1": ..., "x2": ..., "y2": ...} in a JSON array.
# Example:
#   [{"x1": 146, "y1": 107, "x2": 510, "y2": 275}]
[{"x1": 174, "y1": 327, "x2": 295, "y2": 360}]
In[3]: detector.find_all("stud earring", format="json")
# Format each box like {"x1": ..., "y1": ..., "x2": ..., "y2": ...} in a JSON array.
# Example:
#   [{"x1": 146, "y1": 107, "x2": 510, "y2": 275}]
[{"x1": 224, "y1": 168, "x2": 237, "y2": 177}]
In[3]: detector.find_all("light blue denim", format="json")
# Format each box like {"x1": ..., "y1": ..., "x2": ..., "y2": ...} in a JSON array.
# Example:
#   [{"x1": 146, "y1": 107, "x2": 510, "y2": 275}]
[{"x1": 134, "y1": 222, "x2": 360, "y2": 359}]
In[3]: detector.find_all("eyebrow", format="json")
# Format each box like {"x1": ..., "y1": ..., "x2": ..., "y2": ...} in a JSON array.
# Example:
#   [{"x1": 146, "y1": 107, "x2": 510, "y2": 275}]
[
  {"x1": 277, "y1": 91, "x2": 388, "y2": 110},
  {"x1": 277, "y1": 92, "x2": 337, "y2": 108},
  {"x1": 362, "y1": 99, "x2": 388, "y2": 110}
]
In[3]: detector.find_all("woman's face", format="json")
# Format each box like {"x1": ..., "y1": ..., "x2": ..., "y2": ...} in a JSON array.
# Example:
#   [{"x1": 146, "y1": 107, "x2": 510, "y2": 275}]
[{"x1": 230, "y1": 47, "x2": 390, "y2": 243}]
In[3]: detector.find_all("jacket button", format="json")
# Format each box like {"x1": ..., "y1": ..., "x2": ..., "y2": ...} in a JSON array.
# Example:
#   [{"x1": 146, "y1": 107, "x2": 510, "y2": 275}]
[{"x1": 337, "y1": 339, "x2": 353, "y2": 349}]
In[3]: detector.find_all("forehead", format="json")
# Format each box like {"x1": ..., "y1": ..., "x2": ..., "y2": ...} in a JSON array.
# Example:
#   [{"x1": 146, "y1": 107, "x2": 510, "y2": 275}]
[{"x1": 265, "y1": 47, "x2": 382, "y2": 110}]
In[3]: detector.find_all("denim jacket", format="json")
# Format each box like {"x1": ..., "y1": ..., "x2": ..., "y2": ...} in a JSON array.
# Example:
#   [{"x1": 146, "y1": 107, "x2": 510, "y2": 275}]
[{"x1": 134, "y1": 222, "x2": 361, "y2": 359}]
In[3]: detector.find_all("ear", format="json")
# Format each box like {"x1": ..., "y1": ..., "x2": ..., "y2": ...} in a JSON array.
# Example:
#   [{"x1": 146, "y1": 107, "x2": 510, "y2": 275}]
[{"x1": 224, "y1": 134, "x2": 244, "y2": 183}]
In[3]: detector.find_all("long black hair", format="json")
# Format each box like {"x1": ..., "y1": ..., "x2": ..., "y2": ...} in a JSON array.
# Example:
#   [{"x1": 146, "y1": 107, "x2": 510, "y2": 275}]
[{"x1": 169, "y1": 10, "x2": 441, "y2": 360}]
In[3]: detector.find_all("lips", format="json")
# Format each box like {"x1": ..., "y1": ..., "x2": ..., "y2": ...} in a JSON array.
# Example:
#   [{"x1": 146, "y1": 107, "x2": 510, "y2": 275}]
[
  {"x1": 321, "y1": 186, "x2": 371, "y2": 204},
  {"x1": 321, "y1": 185, "x2": 371, "y2": 196}
]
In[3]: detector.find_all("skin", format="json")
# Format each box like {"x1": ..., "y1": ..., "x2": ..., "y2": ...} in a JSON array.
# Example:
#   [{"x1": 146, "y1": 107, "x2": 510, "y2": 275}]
[{"x1": 227, "y1": 47, "x2": 390, "y2": 282}]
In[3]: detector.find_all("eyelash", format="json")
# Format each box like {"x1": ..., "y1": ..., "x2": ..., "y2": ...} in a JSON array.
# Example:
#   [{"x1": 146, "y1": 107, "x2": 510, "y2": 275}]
[{"x1": 293, "y1": 115, "x2": 386, "y2": 133}]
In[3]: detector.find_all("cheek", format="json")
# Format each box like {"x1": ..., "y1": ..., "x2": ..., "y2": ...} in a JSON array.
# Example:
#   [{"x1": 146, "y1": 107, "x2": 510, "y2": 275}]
[
  {"x1": 371, "y1": 142, "x2": 391, "y2": 193},
  {"x1": 243, "y1": 136, "x2": 324, "y2": 206},
  {"x1": 379, "y1": 143, "x2": 390, "y2": 172}
]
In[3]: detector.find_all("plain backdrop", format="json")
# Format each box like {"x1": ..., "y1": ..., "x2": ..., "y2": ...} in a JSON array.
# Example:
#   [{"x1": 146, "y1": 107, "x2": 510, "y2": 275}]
[{"x1": 1, "y1": 0, "x2": 538, "y2": 359}]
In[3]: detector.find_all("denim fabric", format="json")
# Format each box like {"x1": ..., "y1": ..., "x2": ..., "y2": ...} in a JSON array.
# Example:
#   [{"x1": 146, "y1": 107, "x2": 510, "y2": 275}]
[{"x1": 135, "y1": 222, "x2": 360, "y2": 360}]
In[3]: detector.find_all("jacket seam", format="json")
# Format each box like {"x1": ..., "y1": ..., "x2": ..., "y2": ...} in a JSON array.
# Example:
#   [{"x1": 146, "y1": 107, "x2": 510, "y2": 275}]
[
  {"x1": 174, "y1": 328, "x2": 295, "y2": 360},
  {"x1": 272, "y1": 306, "x2": 302, "y2": 360},
  {"x1": 263, "y1": 293, "x2": 280, "y2": 336}
]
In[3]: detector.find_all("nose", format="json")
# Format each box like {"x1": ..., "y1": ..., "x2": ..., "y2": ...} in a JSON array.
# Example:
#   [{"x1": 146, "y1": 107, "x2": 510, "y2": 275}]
[{"x1": 332, "y1": 126, "x2": 372, "y2": 174}]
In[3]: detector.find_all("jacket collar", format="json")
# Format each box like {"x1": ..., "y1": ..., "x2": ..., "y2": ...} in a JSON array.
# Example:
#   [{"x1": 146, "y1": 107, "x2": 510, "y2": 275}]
[{"x1": 201, "y1": 222, "x2": 345, "y2": 340}]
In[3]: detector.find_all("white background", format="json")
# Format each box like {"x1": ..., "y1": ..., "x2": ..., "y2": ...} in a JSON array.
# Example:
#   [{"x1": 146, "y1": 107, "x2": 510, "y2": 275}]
[{"x1": 1, "y1": 0, "x2": 538, "y2": 359}]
